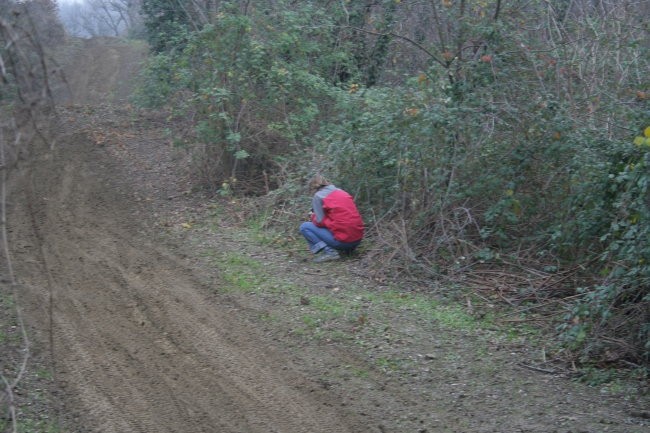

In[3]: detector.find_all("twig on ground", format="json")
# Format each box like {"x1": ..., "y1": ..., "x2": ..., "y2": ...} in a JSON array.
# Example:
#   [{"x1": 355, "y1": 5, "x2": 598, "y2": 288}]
[{"x1": 517, "y1": 362, "x2": 559, "y2": 375}]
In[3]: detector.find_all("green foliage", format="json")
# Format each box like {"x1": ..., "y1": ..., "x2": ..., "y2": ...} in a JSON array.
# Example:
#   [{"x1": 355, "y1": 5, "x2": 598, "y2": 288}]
[
  {"x1": 132, "y1": 53, "x2": 176, "y2": 107},
  {"x1": 141, "y1": 0, "x2": 192, "y2": 53},
  {"x1": 136, "y1": 0, "x2": 650, "y2": 364},
  {"x1": 557, "y1": 128, "x2": 650, "y2": 363},
  {"x1": 137, "y1": 1, "x2": 350, "y2": 192},
  {"x1": 319, "y1": 1, "x2": 648, "y2": 362}
]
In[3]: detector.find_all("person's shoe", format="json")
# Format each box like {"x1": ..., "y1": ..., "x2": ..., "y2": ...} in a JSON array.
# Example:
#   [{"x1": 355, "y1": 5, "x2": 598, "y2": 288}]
[{"x1": 313, "y1": 249, "x2": 341, "y2": 263}]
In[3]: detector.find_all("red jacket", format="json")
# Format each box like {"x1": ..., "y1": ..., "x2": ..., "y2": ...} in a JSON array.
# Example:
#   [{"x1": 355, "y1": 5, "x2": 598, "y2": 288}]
[{"x1": 311, "y1": 186, "x2": 364, "y2": 243}]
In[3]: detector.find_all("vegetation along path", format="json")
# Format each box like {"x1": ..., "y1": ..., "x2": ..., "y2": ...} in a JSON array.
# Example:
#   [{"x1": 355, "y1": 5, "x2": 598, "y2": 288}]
[{"x1": 2, "y1": 37, "x2": 648, "y2": 433}]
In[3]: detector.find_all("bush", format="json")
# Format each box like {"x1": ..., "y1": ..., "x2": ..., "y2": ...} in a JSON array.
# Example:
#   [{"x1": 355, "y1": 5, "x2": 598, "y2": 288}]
[{"x1": 558, "y1": 128, "x2": 650, "y2": 364}]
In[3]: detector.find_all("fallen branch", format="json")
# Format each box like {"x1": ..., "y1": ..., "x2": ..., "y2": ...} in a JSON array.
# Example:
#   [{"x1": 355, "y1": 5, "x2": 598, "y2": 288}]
[
  {"x1": 517, "y1": 362, "x2": 559, "y2": 375},
  {"x1": 0, "y1": 374, "x2": 17, "y2": 433}
]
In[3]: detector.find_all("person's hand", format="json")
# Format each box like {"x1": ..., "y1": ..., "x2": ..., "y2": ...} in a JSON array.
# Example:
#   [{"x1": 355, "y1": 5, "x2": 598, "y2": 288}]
[{"x1": 307, "y1": 210, "x2": 313, "y2": 221}]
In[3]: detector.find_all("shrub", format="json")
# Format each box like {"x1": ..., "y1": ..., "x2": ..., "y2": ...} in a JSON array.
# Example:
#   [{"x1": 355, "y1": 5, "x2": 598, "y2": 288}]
[{"x1": 558, "y1": 128, "x2": 650, "y2": 364}]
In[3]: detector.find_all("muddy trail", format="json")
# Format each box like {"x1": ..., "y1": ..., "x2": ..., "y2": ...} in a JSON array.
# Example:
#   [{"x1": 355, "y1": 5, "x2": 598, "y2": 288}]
[{"x1": 3, "y1": 37, "x2": 648, "y2": 433}]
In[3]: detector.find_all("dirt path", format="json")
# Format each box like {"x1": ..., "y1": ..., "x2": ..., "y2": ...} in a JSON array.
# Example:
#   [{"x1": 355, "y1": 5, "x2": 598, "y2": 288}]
[
  {"x1": 7, "y1": 37, "x2": 368, "y2": 432},
  {"x1": 4, "y1": 37, "x2": 648, "y2": 433}
]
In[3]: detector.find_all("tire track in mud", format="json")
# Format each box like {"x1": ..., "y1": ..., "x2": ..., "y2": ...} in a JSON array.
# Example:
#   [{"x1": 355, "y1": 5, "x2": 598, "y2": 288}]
[{"x1": 6, "y1": 38, "x2": 370, "y2": 433}]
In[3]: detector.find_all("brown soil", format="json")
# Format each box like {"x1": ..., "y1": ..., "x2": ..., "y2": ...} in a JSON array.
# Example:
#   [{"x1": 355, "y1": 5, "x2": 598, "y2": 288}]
[{"x1": 2, "y1": 37, "x2": 648, "y2": 433}]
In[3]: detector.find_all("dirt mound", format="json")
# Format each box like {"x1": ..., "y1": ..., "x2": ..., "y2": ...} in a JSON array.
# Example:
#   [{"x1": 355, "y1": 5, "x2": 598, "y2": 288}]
[{"x1": 3, "y1": 37, "x2": 648, "y2": 432}]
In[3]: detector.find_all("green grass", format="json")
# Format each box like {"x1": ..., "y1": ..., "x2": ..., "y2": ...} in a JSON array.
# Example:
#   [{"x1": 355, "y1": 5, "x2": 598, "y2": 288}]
[
  {"x1": 0, "y1": 293, "x2": 61, "y2": 433},
  {"x1": 202, "y1": 207, "x2": 545, "y2": 360},
  {"x1": 13, "y1": 419, "x2": 61, "y2": 433},
  {"x1": 0, "y1": 291, "x2": 22, "y2": 345},
  {"x1": 221, "y1": 271, "x2": 263, "y2": 293},
  {"x1": 431, "y1": 304, "x2": 481, "y2": 330},
  {"x1": 257, "y1": 311, "x2": 279, "y2": 322},
  {"x1": 307, "y1": 295, "x2": 345, "y2": 316},
  {"x1": 210, "y1": 251, "x2": 306, "y2": 297},
  {"x1": 375, "y1": 357, "x2": 403, "y2": 373},
  {"x1": 362, "y1": 288, "x2": 493, "y2": 332},
  {"x1": 212, "y1": 243, "x2": 536, "y2": 351},
  {"x1": 301, "y1": 315, "x2": 320, "y2": 329},
  {"x1": 350, "y1": 367, "x2": 370, "y2": 378},
  {"x1": 35, "y1": 367, "x2": 53, "y2": 381},
  {"x1": 209, "y1": 252, "x2": 266, "y2": 293}
]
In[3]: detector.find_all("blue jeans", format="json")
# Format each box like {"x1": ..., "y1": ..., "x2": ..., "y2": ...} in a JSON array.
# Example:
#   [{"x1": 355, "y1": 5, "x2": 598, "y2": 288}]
[{"x1": 299, "y1": 222, "x2": 361, "y2": 254}]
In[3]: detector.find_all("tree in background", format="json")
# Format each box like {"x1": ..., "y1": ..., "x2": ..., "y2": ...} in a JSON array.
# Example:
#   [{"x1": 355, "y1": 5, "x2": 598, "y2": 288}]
[
  {"x1": 141, "y1": 0, "x2": 225, "y2": 52},
  {"x1": 58, "y1": 0, "x2": 143, "y2": 37},
  {"x1": 1, "y1": 0, "x2": 63, "y2": 108},
  {"x1": 11, "y1": 0, "x2": 65, "y2": 45}
]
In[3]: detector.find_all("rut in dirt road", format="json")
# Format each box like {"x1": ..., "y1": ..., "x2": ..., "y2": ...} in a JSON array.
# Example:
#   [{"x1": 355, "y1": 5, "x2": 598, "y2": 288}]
[{"x1": 7, "y1": 37, "x2": 369, "y2": 433}]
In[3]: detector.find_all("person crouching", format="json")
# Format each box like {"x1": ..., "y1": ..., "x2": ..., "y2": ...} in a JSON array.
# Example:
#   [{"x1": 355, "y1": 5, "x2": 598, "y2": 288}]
[{"x1": 299, "y1": 174, "x2": 364, "y2": 262}]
